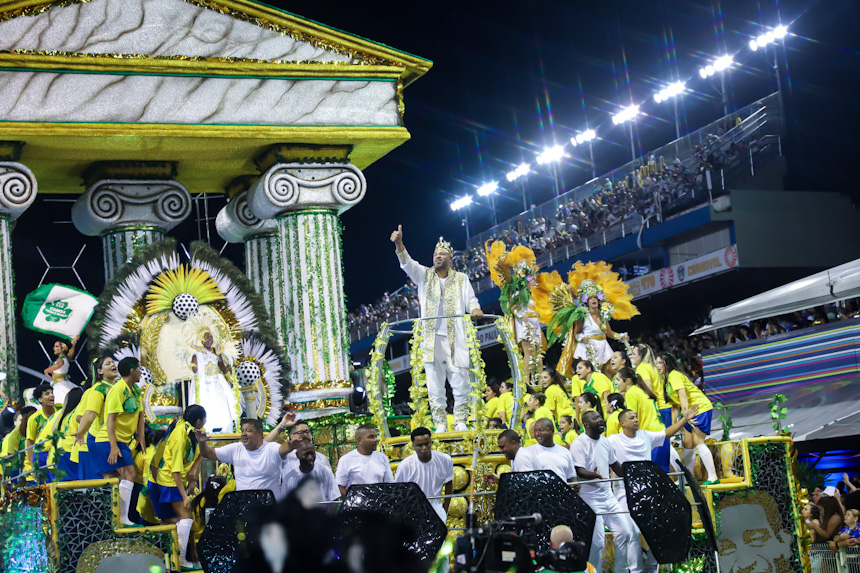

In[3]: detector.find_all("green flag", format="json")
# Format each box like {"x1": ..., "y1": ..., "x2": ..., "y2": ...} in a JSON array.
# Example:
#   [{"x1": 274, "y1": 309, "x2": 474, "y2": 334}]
[{"x1": 21, "y1": 284, "x2": 98, "y2": 340}]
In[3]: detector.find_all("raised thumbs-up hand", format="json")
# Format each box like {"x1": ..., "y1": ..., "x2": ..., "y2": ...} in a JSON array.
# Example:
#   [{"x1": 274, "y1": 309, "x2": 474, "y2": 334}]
[{"x1": 390, "y1": 225, "x2": 404, "y2": 250}]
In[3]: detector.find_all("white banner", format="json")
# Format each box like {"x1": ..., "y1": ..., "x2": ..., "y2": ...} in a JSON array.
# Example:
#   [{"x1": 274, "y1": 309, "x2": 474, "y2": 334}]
[
  {"x1": 21, "y1": 283, "x2": 98, "y2": 339},
  {"x1": 625, "y1": 245, "x2": 739, "y2": 299}
]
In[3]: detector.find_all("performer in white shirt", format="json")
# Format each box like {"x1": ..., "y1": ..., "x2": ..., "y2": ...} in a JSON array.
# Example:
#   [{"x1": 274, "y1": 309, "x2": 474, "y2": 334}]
[
  {"x1": 335, "y1": 424, "x2": 394, "y2": 496},
  {"x1": 280, "y1": 442, "x2": 339, "y2": 502},
  {"x1": 482, "y1": 430, "x2": 531, "y2": 485},
  {"x1": 608, "y1": 406, "x2": 698, "y2": 572},
  {"x1": 570, "y1": 411, "x2": 635, "y2": 573},
  {"x1": 391, "y1": 225, "x2": 483, "y2": 432},
  {"x1": 394, "y1": 427, "x2": 454, "y2": 522},
  {"x1": 521, "y1": 418, "x2": 577, "y2": 482},
  {"x1": 196, "y1": 416, "x2": 297, "y2": 497},
  {"x1": 264, "y1": 418, "x2": 333, "y2": 472}
]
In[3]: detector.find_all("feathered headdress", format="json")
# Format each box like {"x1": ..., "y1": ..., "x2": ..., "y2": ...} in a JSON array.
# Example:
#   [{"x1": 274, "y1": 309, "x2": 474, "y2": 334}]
[
  {"x1": 533, "y1": 260, "x2": 638, "y2": 347},
  {"x1": 484, "y1": 240, "x2": 539, "y2": 316}
]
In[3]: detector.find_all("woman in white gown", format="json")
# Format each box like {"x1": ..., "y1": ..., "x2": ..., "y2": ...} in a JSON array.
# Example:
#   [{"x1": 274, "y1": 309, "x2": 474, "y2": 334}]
[{"x1": 187, "y1": 326, "x2": 240, "y2": 434}]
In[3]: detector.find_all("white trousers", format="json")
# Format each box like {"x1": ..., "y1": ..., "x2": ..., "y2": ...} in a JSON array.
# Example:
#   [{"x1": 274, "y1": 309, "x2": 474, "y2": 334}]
[
  {"x1": 584, "y1": 494, "x2": 637, "y2": 573},
  {"x1": 617, "y1": 491, "x2": 659, "y2": 572},
  {"x1": 424, "y1": 335, "x2": 470, "y2": 411}
]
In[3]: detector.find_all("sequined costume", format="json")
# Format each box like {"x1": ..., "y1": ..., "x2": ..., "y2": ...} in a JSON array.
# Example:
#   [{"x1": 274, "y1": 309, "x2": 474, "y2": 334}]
[{"x1": 396, "y1": 240, "x2": 480, "y2": 431}]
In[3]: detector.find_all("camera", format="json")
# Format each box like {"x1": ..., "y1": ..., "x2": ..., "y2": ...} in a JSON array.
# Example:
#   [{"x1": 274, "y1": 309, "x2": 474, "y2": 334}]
[
  {"x1": 454, "y1": 513, "x2": 588, "y2": 573},
  {"x1": 536, "y1": 541, "x2": 588, "y2": 572}
]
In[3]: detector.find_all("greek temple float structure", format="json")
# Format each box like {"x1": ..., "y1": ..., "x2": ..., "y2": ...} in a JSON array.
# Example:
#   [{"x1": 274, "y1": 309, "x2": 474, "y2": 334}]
[{"x1": 0, "y1": 0, "x2": 431, "y2": 415}]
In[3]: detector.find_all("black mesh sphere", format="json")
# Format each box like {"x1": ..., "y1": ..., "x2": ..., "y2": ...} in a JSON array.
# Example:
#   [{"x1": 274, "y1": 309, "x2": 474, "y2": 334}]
[
  {"x1": 172, "y1": 292, "x2": 199, "y2": 320},
  {"x1": 139, "y1": 366, "x2": 154, "y2": 386},
  {"x1": 235, "y1": 361, "x2": 262, "y2": 386}
]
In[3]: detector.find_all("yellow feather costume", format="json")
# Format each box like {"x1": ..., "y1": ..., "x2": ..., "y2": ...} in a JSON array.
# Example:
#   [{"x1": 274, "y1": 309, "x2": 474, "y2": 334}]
[{"x1": 533, "y1": 260, "x2": 639, "y2": 377}]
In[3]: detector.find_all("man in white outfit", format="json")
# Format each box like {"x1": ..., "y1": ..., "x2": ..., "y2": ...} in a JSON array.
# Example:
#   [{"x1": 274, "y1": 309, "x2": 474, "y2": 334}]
[
  {"x1": 280, "y1": 442, "x2": 339, "y2": 502},
  {"x1": 570, "y1": 410, "x2": 636, "y2": 573},
  {"x1": 390, "y1": 225, "x2": 483, "y2": 432},
  {"x1": 608, "y1": 406, "x2": 699, "y2": 572},
  {"x1": 394, "y1": 427, "x2": 454, "y2": 522},
  {"x1": 482, "y1": 430, "x2": 532, "y2": 485},
  {"x1": 335, "y1": 424, "x2": 394, "y2": 496},
  {"x1": 521, "y1": 418, "x2": 577, "y2": 482}
]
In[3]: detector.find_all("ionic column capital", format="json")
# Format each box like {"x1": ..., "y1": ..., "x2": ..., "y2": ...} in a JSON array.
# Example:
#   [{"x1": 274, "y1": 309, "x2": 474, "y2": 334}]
[
  {"x1": 216, "y1": 187, "x2": 278, "y2": 244},
  {"x1": 0, "y1": 161, "x2": 37, "y2": 220},
  {"x1": 247, "y1": 162, "x2": 366, "y2": 220},
  {"x1": 71, "y1": 179, "x2": 192, "y2": 236}
]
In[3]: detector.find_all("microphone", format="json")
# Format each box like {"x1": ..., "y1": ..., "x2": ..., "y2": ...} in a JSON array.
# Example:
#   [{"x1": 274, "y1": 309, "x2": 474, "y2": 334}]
[{"x1": 498, "y1": 513, "x2": 542, "y2": 526}]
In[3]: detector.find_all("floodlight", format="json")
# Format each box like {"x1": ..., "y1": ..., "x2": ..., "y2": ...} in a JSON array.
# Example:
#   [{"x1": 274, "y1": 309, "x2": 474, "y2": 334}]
[
  {"x1": 774, "y1": 25, "x2": 788, "y2": 38},
  {"x1": 450, "y1": 196, "x2": 472, "y2": 211},
  {"x1": 611, "y1": 104, "x2": 640, "y2": 125},
  {"x1": 506, "y1": 163, "x2": 530, "y2": 182},
  {"x1": 749, "y1": 39, "x2": 758, "y2": 51},
  {"x1": 477, "y1": 182, "x2": 498, "y2": 196},
  {"x1": 536, "y1": 145, "x2": 565, "y2": 165}
]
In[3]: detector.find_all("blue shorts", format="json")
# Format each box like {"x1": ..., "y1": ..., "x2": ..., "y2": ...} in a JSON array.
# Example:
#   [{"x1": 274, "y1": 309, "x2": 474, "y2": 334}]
[
  {"x1": 684, "y1": 409, "x2": 713, "y2": 435},
  {"x1": 57, "y1": 452, "x2": 78, "y2": 482},
  {"x1": 651, "y1": 439, "x2": 671, "y2": 472},
  {"x1": 78, "y1": 435, "x2": 101, "y2": 480},
  {"x1": 659, "y1": 407, "x2": 673, "y2": 427},
  {"x1": 30, "y1": 451, "x2": 54, "y2": 484},
  {"x1": 147, "y1": 481, "x2": 184, "y2": 520},
  {"x1": 89, "y1": 441, "x2": 134, "y2": 476}
]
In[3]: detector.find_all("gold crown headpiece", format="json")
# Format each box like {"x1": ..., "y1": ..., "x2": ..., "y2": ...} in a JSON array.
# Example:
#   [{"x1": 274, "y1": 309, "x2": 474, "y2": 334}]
[
  {"x1": 434, "y1": 236, "x2": 454, "y2": 257},
  {"x1": 198, "y1": 325, "x2": 213, "y2": 341}
]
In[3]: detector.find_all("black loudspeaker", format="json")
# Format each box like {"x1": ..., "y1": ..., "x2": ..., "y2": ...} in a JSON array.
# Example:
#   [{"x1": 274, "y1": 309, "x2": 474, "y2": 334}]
[
  {"x1": 622, "y1": 460, "x2": 692, "y2": 564},
  {"x1": 338, "y1": 482, "x2": 448, "y2": 565},
  {"x1": 198, "y1": 489, "x2": 276, "y2": 573},
  {"x1": 494, "y1": 469, "x2": 595, "y2": 571}
]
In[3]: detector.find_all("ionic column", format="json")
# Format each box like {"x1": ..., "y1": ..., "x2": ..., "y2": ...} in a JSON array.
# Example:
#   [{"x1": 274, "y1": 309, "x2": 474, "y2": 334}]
[
  {"x1": 72, "y1": 167, "x2": 192, "y2": 280},
  {"x1": 0, "y1": 160, "x2": 38, "y2": 398},
  {"x1": 247, "y1": 162, "x2": 366, "y2": 386},
  {"x1": 215, "y1": 178, "x2": 282, "y2": 345}
]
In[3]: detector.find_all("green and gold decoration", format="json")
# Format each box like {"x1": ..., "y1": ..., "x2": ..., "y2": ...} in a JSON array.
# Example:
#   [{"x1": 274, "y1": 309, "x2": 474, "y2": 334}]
[{"x1": 85, "y1": 238, "x2": 288, "y2": 427}]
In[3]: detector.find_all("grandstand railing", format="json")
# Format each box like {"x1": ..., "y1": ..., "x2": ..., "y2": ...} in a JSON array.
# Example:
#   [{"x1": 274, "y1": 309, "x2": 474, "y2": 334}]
[{"x1": 348, "y1": 93, "x2": 784, "y2": 343}]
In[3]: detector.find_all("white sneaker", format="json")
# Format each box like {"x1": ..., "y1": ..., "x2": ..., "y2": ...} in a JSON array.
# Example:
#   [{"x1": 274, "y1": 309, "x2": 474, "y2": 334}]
[
  {"x1": 120, "y1": 517, "x2": 134, "y2": 527},
  {"x1": 454, "y1": 422, "x2": 468, "y2": 432},
  {"x1": 179, "y1": 557, "x2": 197, "y2": 570}
]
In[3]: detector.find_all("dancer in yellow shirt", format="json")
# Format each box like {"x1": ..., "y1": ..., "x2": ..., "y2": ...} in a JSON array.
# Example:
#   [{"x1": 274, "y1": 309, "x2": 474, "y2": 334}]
[
  {"x1": 483, "y1": 383, "x2": 501, "y2": 422},
  {"x1": 537, "y1": 368, "x2": 576, "y2": 422},
  {"x1": 576, "y1": 360, "x2": 614, "y2": 415},
  {"x1": 657, "y1": 353, "x2": 718, "y2": 485},
  {"x1": 91, "y1": 358, "x2": 145, "y2": 525},
  {"x1": 75, "y1": 355, "x2": 120, "y2": 480},
  {"x1": 604, "y1": 393, "x2": 625, "y2": 436},
  {"x1": 149, "y1": 405, "x2": 206, "y2": 567}
]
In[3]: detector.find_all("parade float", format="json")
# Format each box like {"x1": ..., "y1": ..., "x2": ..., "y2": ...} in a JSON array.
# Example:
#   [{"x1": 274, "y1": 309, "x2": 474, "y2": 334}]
[{"x1": 0, "y1": 0, "x2": 814, "y2": 571}]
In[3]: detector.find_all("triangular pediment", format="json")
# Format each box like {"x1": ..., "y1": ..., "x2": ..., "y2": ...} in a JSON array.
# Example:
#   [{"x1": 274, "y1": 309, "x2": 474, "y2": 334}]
[{"x1": 0, "y1": 0, "x2": 430, "y2": 83}]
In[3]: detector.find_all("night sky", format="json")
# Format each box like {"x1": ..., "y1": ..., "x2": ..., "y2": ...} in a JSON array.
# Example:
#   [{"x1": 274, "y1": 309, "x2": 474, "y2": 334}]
[{"x1": 9, "y1": 0, "x2": 860, "y2": 384}]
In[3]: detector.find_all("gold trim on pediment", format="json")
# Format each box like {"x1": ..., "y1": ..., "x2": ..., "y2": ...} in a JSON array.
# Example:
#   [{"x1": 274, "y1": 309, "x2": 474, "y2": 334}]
[
  {"x1": 0, "y1": 0, "x2": 432, "y2": 85},
  {"x1": 0, "y1": 122, "x2": 410, "y2": 194},
  {"x1": 0, "y1": 51, "x2": 407, "y2": 80}
]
